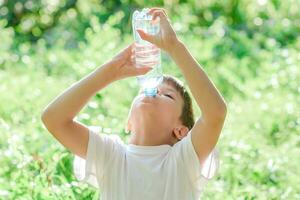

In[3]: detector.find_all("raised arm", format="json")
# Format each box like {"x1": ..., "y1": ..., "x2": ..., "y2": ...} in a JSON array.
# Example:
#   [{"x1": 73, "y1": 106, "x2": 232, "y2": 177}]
[
  {"x1": 41, "y1": 44, "x2": 152, "y2": 159},
  {"x1": 169, "y1": 41, "x2": 227, "y2": 164},
  {"x1": 137, "y1": 8, "x2": 227, "y2": 165}
]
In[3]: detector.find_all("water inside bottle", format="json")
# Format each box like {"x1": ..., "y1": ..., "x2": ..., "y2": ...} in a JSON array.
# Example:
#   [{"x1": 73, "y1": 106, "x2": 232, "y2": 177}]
[
  {"x1": 132, "y1": 8, "x2": 162, "y2": 96},
  {"x1": 135, "y1": 42, "x2": 162, "y2": 93},
  {"x1": 135, "y1": 43, "x2": 160, "y2": 68}
]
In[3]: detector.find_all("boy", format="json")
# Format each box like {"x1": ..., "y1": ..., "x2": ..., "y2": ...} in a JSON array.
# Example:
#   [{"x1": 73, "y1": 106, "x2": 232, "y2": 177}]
[{"x1": 41, "y1": 8, "x2": 227, "y2": 200}]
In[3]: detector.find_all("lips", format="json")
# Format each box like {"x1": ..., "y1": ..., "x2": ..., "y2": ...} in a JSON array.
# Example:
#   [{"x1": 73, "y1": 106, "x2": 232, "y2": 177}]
[{"x1": 141, "y1": 96, "x2": 156, "y2": 103}]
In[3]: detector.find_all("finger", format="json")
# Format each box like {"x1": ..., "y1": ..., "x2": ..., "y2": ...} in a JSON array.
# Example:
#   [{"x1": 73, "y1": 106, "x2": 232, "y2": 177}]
[
  {"x1": 118, "y1": 43, "x2": 133, "y2": 59},
  {"x1": 136, "y1": 29, "x2": 158, "y2": 45},
  {"x1": 130, "y1": 54, "x2": 135, "y2": 61},
  {"x1": 125, "y1": 43, "x2": 134, "y2": 55},
  {"x1": 123, "y1": 43, "x2": 133, "y2": 53},
  {"x1": 130, "y1": 45, "x2": 136, "y2": 63},
  {"x1": 151, "y1": 10, "x2": 168, "y2": 23},
  {"x1": 149, "y1": 8, "x2": 168, "y2": 16},
  {"x1": 131, "y1": 43, "x2": 135, "y2": 53},
  {"x1": 130, "y1": 54, "x2": 135, "y2": 65}
]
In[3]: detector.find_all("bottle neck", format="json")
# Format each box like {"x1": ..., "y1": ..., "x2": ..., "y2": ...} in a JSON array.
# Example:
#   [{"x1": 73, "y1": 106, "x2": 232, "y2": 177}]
[{"x1": 144, "y1": 87, "x2": 157, "y2": 97}]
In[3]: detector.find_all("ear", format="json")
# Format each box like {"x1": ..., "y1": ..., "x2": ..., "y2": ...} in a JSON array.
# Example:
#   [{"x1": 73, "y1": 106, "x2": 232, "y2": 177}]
[{"x1": 173, "y1": 125, "x2": 189, "y2": 140}]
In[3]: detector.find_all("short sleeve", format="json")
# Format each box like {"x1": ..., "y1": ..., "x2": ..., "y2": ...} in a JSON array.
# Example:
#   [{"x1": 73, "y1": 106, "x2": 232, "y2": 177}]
[
  {"x1": 171, "y1": 131, "x2": 220, "y2": 189},
  {"x1": 73, "y1": 126, "x2": 124, "y2": 188}
]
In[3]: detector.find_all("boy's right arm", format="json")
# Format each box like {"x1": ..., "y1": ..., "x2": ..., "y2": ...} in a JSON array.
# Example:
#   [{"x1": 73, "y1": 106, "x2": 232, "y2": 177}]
[
  {"x1": 41, "y1": 63, "x2": 116, "y2": 159},
  {"x1": 41, "y1": 44, "x2": 152, "y2": 160}
]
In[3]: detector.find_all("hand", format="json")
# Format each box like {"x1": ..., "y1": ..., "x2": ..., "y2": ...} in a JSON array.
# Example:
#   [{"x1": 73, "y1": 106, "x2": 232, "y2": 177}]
[
  {"x1": 108, "y1": 43, "x2": 153, "y2": 81},
  {"x1": 136, "y1": 8, "x2": 180, "y2": 54}
]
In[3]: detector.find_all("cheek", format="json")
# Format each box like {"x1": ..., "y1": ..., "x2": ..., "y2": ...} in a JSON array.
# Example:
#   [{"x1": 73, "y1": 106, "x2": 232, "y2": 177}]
[
  {"x1": 160, "y1": 102, "x2": 178, "y2": 118},
  {"x1": 160, "y1": 103, "x2": 173, "y2": 111}
]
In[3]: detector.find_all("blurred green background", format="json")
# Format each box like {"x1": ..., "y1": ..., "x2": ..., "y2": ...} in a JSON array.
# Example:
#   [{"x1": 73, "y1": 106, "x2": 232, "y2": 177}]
[{"x1": 0, "y1": 0, "x2": 299, "y2": 199}]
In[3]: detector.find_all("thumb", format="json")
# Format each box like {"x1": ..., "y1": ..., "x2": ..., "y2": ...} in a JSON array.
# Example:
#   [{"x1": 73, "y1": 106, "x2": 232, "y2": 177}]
[{"x1": 137, "y1": 29, "x2": 158, "y2": 45}]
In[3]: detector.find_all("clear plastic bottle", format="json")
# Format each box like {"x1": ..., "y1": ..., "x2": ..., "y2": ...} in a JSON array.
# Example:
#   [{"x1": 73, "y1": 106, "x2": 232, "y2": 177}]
[{"x1": 132, "y1": 8, "x2": 163, "y2": 97}]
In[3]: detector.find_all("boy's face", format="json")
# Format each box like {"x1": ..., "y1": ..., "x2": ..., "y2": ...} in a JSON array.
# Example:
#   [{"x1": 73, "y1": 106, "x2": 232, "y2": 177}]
[{"x1": 127, "y1": 82, "x2": 186, "y2": 142}]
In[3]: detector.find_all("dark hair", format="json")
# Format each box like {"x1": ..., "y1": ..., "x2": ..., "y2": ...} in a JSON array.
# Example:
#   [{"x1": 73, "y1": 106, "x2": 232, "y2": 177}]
[{"x1": 162, "y1": 75, "x2": 195, "y2": 130}]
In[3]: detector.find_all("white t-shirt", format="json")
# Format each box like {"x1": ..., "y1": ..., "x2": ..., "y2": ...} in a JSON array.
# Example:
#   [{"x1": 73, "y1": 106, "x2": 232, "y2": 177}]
[{"x1": 73, "y1": 126, "x2": 219, "y2": 200}]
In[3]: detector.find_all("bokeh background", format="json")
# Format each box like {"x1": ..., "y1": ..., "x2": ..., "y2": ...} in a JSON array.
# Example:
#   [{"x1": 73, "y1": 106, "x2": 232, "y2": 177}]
[{"x1": 0, "y1": 0, "x2": 299, "y2": 199}]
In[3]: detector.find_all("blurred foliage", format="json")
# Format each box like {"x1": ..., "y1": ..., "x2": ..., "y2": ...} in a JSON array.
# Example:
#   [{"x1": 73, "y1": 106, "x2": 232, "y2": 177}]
[
  {"x1": 0, "y1": 0, "x2": 300, "y2": 199},
  {"x1": 1, "y1": 0, "x2": 300, "y2": 49}
]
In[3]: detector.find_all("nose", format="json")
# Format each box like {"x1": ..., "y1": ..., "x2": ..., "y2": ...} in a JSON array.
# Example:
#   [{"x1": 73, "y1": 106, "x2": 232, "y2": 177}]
[{"x1": 153, "y1": 88, "x2": 163, "y2": 97}]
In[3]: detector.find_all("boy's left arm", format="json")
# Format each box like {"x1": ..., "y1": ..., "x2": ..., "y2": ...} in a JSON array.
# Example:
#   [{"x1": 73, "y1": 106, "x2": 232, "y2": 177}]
[
  {"x1": 170, "y1": 41, "x2": 227, "y2": 165},
  {"x1": 137, "y1": 8, "x2": 227, "y2": 165}
]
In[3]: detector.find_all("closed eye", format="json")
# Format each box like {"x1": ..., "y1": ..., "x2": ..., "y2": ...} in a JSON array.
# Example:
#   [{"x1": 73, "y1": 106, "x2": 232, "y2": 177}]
[{"x1": 164, "y1": 94, "x2": 174, "y2": 99}]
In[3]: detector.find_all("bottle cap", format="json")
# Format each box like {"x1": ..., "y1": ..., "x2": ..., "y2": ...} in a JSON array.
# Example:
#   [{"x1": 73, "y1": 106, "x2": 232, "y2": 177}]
[{"x1": 144, "y1": 87, "x2": 157, "y2": 97}]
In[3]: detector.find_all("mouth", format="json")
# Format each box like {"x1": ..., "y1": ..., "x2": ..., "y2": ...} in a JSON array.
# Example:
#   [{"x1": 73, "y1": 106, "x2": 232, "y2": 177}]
[{"x1": 141, "y1": 96, "x2": 156, "y2": 103}]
